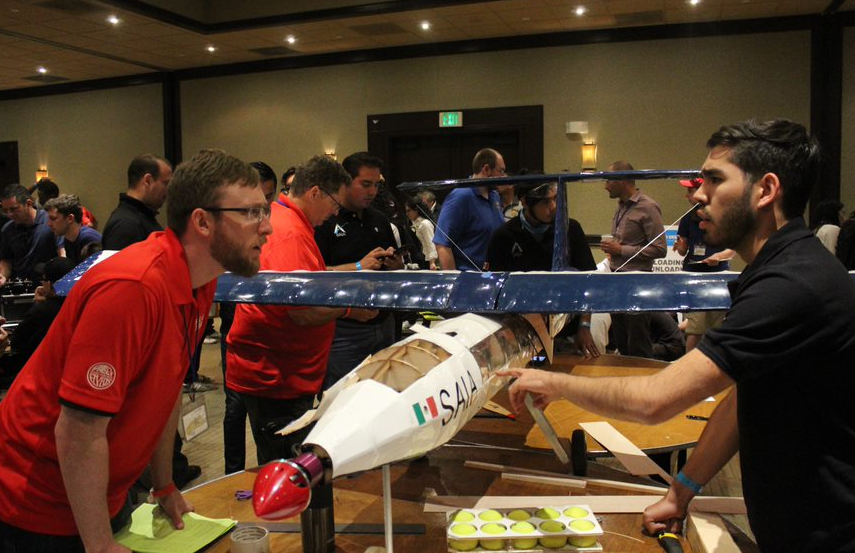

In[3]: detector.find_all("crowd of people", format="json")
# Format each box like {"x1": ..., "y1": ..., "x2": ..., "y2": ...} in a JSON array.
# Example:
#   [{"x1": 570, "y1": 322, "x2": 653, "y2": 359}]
[{"x1": 0, "y1": 119, "x2": 854, "y2": 552}]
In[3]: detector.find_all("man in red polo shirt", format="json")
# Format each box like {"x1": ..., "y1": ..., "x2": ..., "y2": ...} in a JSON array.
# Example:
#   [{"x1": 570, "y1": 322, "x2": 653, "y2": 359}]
[
  {"x1": 227, "y1": 155, "x2": 378, "y2": 465},
  {"x1": 0, "y1": 149, "x2": 272, "y2": 553}
]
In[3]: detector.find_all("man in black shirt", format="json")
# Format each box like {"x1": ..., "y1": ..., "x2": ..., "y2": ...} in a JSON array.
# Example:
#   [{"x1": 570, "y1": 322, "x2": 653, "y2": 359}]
[
  {"x1": 102, "y1": 154, "x2": 172, "y2": 250},
  {"x1": 101, "y1": 153, "x2": 200, "y2": 489},
  {"x1": 501, "y1": 120, "x2": 855, "y2": 552},
  {"x1": 486, "y1": 180, "x2": 602, "y2": 358},
  {"x1": 314, "y1": 152, "x2": 399, "y2": 389}
]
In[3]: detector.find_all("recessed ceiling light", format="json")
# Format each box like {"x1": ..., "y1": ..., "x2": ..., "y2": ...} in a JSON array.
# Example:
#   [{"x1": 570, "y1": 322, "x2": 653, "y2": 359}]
[
  {"x1": 420, "y1": 21, "x2": 431, "y2": 31},
  {"x1": 688, "y1": 0, "x2": 701, "y2": 5},
  {"x1": 106, "y1": 14, "x2": 121, "y2": 25},
  {"x1": 37, "y1": 66, "x2": 47, "y2": 74},
  {"x1": 285, "y1": 35, "x2": 296, "y2": 44},
  {"x1": 206, "y1": 45, "x2": 217, "y2": 52},
  {"x1": 575, "y1": 6, "x2": 587, "y2": 16},
  {"x1": 522, "y1": 16, "x2": 530, "y2": 21}
]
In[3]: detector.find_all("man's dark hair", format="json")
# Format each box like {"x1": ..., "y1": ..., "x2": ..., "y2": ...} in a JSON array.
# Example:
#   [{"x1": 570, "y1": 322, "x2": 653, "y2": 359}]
[
  {"x1": 406, "y1": 197, "x2": 421, "y2": 212},
  {"x1": 35, "y1": 178, "x2": 60, "y2": 204},
  {"x1": 811, "y1": 198, "x2": 844, "y2": 230},
  {"x1": 1, "y1": 184, "x2": 31, "y2": 204},
  {"x1": 44, "y1": 194, "x2": 83, "y2": 224},
  {"x1": 167, "y1": 149, "x2": 260, "y2": 237},
  {"x1": 250, "y1": 161, "x2": 277, "y2": 186},
  {"x1": 472, "y1": 148, "x2": 500, "y2": 175},
  {"x1": 127, "y1": 154, "x2": 170, "y2": 188},
  {"x1": 342, "y1": 152, "x2": 384, "y2": 181},
  {"x1": 707, "y1": 119, "x2": 820, "y2": 219},
  {"x1": 519, "y1": 182, "x2": 558, "y2": 206},
  {"x1": 281, "y1": 166, "x2": 297, "y2": 191},
  {"x1": 291, "y1": 156, "x2": 351, "y2": 197},
  {"x1": 407, "y1": 195, "x2": 437, "y2": 220}
]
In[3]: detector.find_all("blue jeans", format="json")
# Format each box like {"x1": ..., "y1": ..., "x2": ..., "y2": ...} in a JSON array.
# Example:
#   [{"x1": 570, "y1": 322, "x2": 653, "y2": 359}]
[{"x1": 322, "y1": 315, "x2": 395, "y2": 390}]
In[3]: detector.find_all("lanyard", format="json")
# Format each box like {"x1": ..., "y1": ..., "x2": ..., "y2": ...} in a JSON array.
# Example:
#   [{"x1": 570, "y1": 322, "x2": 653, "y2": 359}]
[{"x1": 613, "y1": 203, "x2": 632, "y2": 234}]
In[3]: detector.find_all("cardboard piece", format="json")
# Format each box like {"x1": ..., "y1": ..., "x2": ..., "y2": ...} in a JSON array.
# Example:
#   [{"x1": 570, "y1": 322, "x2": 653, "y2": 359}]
[
  {"x1": 579, "y1": 421, "x2": 672, "y2": 482},
  {"x1": 464, "y1": 461, "x2": 668, "y2": 494},
  {"x1": 687, "y1": 513, "x2": 741, "y2": 553},
  {"x1": 500, "y1": 472, "x2": 587, "y2": 490},
  {"x1": 424, "y1": 495, "x2": 746, "y2": 515}
]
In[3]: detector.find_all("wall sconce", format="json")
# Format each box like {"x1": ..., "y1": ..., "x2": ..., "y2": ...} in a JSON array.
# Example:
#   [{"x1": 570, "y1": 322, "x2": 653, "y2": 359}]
[
  {"x1": 324, "y1": 150, "x2": 337, "y2": 161},
  {"x1": 565, "y1": 121, "x2": 589, "y2": 136},
  {"x1": 581, "y1": 142, "x2": 597, "y2": 172},
  {"x1": 35, "y1": 167, "x2": 49, "y2": 182}
]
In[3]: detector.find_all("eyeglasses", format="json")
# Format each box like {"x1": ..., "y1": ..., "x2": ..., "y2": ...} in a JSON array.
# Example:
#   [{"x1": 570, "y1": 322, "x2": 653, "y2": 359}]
[
  {"x1": 202, "y1": 205, "x2": 271, "y2": 223},
  {"x1": 319, "y1": 188, "x2": 346, "y2": 211}
]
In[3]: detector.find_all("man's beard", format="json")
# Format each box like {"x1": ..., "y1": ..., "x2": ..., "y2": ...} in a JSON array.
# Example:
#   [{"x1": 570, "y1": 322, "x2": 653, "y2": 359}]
[
  {"x1": 704, "y1": 184, "x2": 756, "y2": 250},
  {"x1": 210, "y1": 226, "x2": 260, "y2": 277}
]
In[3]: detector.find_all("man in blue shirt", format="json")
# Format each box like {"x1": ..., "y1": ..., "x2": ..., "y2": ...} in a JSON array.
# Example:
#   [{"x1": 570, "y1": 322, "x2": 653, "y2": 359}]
[
  {"x1": 433, "y1": 148, "x2": 505, "y2": 270},
  {"x1": 0, "y1": 184, "x2": 63, "y2": 286},
  {"x1": 45, "y1": 194, "x2": 102, "y2": 266}
]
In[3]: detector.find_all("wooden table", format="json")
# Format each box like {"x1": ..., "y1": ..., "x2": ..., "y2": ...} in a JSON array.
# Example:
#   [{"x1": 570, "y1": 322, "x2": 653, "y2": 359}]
[
  {"x1": 526, "y1": 354, "x2": 730, "y2": 457},
  {"x1": 183, "y1": 353, "x2": 716, "y2": 552}
]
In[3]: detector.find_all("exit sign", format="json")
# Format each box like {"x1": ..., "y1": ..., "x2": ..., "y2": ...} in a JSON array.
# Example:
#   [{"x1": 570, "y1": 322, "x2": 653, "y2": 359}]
[{"x1": 439, "y1": 111, "x2": 463, "y2": 128}]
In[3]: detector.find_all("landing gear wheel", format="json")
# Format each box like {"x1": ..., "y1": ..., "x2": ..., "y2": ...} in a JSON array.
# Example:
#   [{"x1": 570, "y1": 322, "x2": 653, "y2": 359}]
[{"x1": 571, "y1": 429, "x2": 587, "y2": 476}]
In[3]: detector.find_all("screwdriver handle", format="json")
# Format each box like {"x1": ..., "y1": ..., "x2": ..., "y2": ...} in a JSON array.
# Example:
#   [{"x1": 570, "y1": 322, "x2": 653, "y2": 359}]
[{"x1": 658, "y1": 532, "x2": 684, "y2": 553}]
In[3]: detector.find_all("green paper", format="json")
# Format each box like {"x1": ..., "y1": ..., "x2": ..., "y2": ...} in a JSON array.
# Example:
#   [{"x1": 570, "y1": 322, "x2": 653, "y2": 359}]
[{"x1": 114, "y1": 503, "x2": 235, "y2": 553}]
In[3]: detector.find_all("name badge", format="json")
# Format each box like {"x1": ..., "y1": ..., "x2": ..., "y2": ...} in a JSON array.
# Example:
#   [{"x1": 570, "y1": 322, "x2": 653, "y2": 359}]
[{"x1": 693, "y1": 245, "x2": 706, "y2": 257}]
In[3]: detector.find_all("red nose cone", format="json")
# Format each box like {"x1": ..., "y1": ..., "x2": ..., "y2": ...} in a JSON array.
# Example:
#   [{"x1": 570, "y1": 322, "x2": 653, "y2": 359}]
[{"x1": 252, "y1": 461, "x2": 312, "y2": 519}]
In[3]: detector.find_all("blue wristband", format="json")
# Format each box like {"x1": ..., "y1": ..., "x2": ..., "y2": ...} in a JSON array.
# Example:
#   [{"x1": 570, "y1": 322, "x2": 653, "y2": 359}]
[
  {"x1": 675, "y1": 471, "x2": 703, "y2": 494},
  {"x1": 356, "y1": 261, "x2": 362, "y2": 271}
]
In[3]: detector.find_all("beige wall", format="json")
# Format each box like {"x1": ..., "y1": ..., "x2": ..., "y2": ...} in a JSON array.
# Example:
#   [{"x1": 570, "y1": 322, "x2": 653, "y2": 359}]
[
  {"x1": 182, "y1": 30, "x2": 811, "y2": 235},
  {"x1": 0, "y1": 84, "x2": 164, "y2": 227},
  {"x1": 842, "y1": 27, "x2": 855, "y2": 214},
  {"x1": 0, "y1": 30, "x2": 813, "y2": 235}
]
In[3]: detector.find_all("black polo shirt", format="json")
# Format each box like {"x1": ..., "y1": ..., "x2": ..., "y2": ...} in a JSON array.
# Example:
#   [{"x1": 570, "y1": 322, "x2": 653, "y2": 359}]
[
  {"x1": 315, "y1": 206, "x2": 398, "y2": 326},
  {"x1": 486, "y1": 216, "x2": 596, "y2": 272},
  {"x1": 314, "y1": 206, "x2": 397, "y2": 266},
  {"x1": 102, "y1": 193, "x2": 162, "y2": 250},
  {"x1": 698, "y1": 217, "x2": 855, "y2": 552}
]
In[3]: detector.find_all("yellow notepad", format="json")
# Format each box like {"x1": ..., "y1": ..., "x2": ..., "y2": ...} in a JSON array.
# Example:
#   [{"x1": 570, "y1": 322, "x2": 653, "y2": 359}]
[{"x1": 115, "y1": 503, "x2": 235, "y2": 553}]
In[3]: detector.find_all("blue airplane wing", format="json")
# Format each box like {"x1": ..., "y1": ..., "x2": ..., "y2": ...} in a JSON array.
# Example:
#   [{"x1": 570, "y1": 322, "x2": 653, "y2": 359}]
[
  {"x1": 56, "y1": 258, "x2": 734, "y2": 313},
  {"x1": 53, "y1": 252, "x2": 855, "y2": 313}
]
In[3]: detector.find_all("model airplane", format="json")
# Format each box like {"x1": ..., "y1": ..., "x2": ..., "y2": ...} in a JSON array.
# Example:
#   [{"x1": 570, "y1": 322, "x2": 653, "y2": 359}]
[{"x1": 51, "y1": 170, "x2": 757, "y2": 521}]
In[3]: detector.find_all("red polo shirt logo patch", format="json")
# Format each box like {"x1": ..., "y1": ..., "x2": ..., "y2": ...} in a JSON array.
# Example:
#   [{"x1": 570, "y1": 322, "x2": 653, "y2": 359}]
[{"x1": 86, "y1": 363, "x2": 116, "y2": 390}]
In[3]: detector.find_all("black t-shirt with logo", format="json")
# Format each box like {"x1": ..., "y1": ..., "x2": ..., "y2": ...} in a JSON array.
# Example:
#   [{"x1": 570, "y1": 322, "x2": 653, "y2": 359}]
[{"x1": 698, "y1": 218, "x2": 855, "y2": 552}]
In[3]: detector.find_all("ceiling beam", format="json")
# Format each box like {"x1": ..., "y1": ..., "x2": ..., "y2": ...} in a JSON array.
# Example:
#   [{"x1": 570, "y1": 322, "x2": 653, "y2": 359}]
[{"x1": 99, "y1": 0, "x2": 508, "y2": 34}]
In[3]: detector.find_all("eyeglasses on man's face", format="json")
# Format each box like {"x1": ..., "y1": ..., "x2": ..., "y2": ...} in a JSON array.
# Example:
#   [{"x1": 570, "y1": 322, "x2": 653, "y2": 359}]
[
  {"x1": 319, "y1": 188, "x2": 346, "y2": 211},
  {"x1": 202, "y1": 205, "x2": 271, "y2": 223}
]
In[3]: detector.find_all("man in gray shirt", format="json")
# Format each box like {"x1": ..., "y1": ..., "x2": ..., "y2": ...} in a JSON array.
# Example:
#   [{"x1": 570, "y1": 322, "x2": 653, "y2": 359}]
[{"x1": 601, "y1": 160, "x2": 666, "y2": 357}]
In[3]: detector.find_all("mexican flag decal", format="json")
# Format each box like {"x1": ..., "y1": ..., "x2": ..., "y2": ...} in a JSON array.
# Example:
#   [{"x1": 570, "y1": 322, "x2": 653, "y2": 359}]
[{"x1": 413, "y1": 396, "x2": 439, "y2": 425}]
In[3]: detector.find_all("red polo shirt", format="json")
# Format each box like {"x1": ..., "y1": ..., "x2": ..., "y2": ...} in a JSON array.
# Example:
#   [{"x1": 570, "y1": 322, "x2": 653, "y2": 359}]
[
  {"x1": 227, "y1": 193, "x2": 335, "y2": 398},
  {"x1": 0, "y1": 230, "x2": 216, "y2": 535}
]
